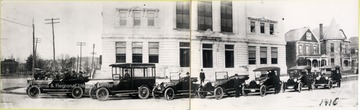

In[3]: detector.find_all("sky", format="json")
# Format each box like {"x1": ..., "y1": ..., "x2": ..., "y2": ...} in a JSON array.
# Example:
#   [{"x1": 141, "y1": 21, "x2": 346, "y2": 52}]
[{"x1": 1, "y1": 0, "x2": 358, "y2": 63}]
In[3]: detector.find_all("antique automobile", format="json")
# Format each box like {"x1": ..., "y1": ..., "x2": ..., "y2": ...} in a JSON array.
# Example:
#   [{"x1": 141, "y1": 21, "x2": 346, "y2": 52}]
[
  {"x1": 152, "y1": 72, "x2": 199, "y2": 100},
  {"x1": 26, "y1": 70, "x2": 90, "y2": 99},
  {"x1": 91, "y1": 63, "x2": 156, "y2": 101},
  {"x1": 314, "y1": 65, "x2": 342, "y2": 89},
  {"x1": 242, "y1": 67, "x2": 282, "y2": 97},
  {"x1": 197, "y1": 71, "x2": 249, "y2": 100},
  {"x1": 283, "y1": 66, "x2": 313, "y2": 92}
]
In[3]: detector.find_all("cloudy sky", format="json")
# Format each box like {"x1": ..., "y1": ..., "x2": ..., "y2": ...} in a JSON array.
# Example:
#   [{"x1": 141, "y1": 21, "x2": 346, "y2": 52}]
[{"x1": 1, "y1": 0, "x2": 358, "y2": 63}]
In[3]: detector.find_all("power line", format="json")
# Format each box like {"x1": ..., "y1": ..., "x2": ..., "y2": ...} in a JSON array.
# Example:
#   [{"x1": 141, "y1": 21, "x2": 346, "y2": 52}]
[{"x1": 1, "y1": 18, "x2": 31, "y2": 27}]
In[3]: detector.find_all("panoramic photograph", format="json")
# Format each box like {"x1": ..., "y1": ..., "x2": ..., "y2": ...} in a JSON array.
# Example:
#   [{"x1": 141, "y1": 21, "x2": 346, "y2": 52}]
[{"x1": 1, "y1": 0, "x2": 358, "y2": 110}]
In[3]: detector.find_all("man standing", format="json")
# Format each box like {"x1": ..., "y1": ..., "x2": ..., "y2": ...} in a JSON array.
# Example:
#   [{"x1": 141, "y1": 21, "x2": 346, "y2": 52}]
[
  {"x1": 199, "y1": 69, "x2": 205, "y2": 84},
  {"x1": 234, "y1": 74, "x2": 241, "y2": 97}
]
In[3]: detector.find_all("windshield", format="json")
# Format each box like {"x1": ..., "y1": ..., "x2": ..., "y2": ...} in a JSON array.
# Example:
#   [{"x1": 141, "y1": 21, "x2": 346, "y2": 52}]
[{"x1": 215, "y1": 71, "x2": 228, "y2": 81}]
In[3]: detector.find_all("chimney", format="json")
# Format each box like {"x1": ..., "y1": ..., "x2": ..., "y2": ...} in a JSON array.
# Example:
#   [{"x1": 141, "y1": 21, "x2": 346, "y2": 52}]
[{"x1": 319, "y1": 23, "x2": 323, "y2": 40}]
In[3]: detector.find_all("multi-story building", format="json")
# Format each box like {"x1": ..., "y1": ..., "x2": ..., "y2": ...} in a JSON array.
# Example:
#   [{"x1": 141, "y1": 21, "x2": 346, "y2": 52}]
[
  {"x1": 101, "y1": 1, "x2": 287, "y2": 80},
  {"x1": 285, "y1": 27, "x2": 325, "y2": 71},
  {"x1": 313, "y1": 19, "x2": 352, "y2": 71}
]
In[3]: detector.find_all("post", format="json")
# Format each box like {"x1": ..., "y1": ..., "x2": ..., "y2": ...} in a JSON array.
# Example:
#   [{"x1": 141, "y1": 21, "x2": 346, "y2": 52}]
[
  {"x1": 45, "y1": 18, "x2": 60, "y2": 63},
  {"x1": 32, "y1": 19, "x2": 35, "y2": 79},
  {"x1": 91, "y1": 44, "x2": 95, "y2": 69},
  {"x1": 77, "y1": 42, "x2": 86, "y2": 72}
]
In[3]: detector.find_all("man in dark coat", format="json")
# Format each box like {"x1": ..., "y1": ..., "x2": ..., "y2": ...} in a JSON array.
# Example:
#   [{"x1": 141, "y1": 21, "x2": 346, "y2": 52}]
[
  {"x1": 301, "y1": 70, "x2": 312, "y2": 91},
  {"x1": 273, "y1": 70, "x2": 281, "y2": 94},
  {"x1": 234, "y1": 74, "x2": 241, "y2": 97},
  {"x1": 199, "y1": 69, "x2": 205, "y2": 84}
]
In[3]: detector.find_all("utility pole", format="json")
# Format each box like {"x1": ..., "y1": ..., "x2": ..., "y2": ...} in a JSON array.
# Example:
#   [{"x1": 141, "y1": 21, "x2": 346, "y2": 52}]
[
  {"x1": 91, "y1": 44, "x2": 96, "y2": 69},
  {"x1": 32, "y1": 19, "x2": 35, "y2": 79},
  {"x1": 45, "y1": 18, "x2": 60, "y2": 63},
  {"x1": 77, "y1": 42, "x2": 86, "y2": 72}
]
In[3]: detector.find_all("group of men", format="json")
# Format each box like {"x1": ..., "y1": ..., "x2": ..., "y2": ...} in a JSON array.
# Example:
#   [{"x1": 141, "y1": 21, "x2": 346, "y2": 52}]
[{"x1": 33, "y1": 69, "x2": 85, "y2": 80}]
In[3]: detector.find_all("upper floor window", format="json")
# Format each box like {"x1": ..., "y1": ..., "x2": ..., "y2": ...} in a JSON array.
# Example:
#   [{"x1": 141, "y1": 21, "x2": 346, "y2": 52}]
[
  {"x1": 306, "y1": 32, "x2": 312, "y2": 40},
  {"x1": 147, "y1": 10, "x2": 156, "y2": 26},
  {"x1": 133, "y1": 11, "x2": 141, "y2": 26},
  {"x1": 119, "y1": 10, "x2": 127, "y2": 26},
  {"x1": 260, "y1": 22, "x2": 265, "y2": 34},
  {"x1": 314, "y1": 45, "x2": 318, "y2": 55},
  {"x1": 176, "y1": 2, "x2": 190, "y2": 29},
  {"x1": 330, "y1": 43, "x2": 334, "y2": 52},
  {"x1": 270, "y1": 24, "x2": 274, "y2": 35},
  {"x1": 305, "y1": 45, "x2": 310, "y2": 55},
  {"x1": 299, "y1": 45, "x2": 303, "y2": 55},
  {"x1": 198, "y1": 1, "x2": 212, "y2": 31},
  {"x1": 250, "y1": 21, "x2": 256, "y2": 33},
  {"x1": 221, "y1": 1, "x2": 232, "y2": 32}
]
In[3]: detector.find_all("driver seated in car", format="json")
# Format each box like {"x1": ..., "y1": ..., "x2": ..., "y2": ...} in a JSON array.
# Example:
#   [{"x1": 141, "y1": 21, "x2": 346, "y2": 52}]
[{"x1": 181, "y1": 72, "x2": 191, "y2": 82}]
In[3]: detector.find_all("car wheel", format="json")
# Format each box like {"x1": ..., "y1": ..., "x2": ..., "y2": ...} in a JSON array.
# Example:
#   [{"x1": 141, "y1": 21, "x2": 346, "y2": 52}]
[
  {"x1": 214, "y1": 87, "x2": 224, "y2": 100},
  {"x1": 71, "y1": 86, "x2": 84, "y2": 99},
  {"x1": 27, "y1": 86, "x2": 40, "y2": 99},
  {"x1": 152, "y1": 87, "x2": 158, "y2": 99},
  {"x1": 328, "y1": 81, "x2": 332, "y2": 89},
  {"x1": 164, "y1": 87, "x2": 175, "y2": 100},
  {"x1": 96, "y1": 87, "x2": 109, "y2": 101},
  {"x1": 260, "y1": 85, "x2": 266, "y2": 97},
  {"x1": 241, "y1": 86, "x2": 248, "y2": 96},
  {"x1": 297, "y1": 82, "x2": 302, "y2": 93},
  {"x1": 89, "y1": 86, "x2": 97, "y2": 99},
  {"x1": 138, "y1": 86, "x2": 150, "y2": 99},
  {"x1": 197, "y1": 87, "x2": 207, "y2": 99}
]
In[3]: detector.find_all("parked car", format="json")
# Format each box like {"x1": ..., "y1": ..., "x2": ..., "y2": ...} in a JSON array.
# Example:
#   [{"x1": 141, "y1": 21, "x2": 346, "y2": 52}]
[
  {"x1": 91, "y1": 63, "x2": 156, "y2": 101},
  {"x1": 283, "y1": 66, "x2": 314, "y2": 92},
  {"x1": 26, "y1": 70, "x2": 90, "y2": 99},
  {"x1": 152, "y1": 72, "x2": 199, "y2": 100},
  {"x1": 242, "y1": 67, "x2": 282, "y2": 97},
  {"x1": 197, "y1": 71, "x2": 249, "y2": 100},
  {"x1": 314, "y1": 65, "x2": 342, "y2": 89}
]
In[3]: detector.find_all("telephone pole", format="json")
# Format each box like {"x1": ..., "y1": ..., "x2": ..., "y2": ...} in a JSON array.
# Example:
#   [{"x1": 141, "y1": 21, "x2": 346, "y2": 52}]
[
  {"x1": 45, "y1": 18, "x2": 60, "y2": 62},
  {"x1": 32, "y1": 19, "x2": 35, "y2": 79},
  {"x1": 77, "y1": 42, "x2": 86, "y2": 72},
  {"x1": 91, "y1": 44, "x2": 96, "y2": 69}
]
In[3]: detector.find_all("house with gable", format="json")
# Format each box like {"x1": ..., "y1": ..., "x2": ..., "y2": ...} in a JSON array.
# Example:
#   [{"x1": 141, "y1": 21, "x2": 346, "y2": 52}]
[{"x1": 285, "y1": 27, "x2": 326, "y2": 71}]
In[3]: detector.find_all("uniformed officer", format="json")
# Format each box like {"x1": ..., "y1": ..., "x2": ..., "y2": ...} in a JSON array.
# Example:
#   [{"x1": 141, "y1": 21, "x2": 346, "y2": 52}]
[{"x1": 199, "y1": 69, "x2": 205, "y2": 84}]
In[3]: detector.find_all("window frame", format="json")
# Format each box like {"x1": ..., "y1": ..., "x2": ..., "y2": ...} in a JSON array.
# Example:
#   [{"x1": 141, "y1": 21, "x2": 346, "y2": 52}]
[
  {"x1": 248, "y1": 46, "x2": 256, "y2": 65},
  {"x1": 220, "y1": 1, "x2": 232, "y2": 33},
  {"x1": 225, "y1": 44, "x2": 234, "y2": 68},
  {"x1": 198, "y1": 1, "x2": 213, "y2": 31},
  {"x1": 148, "y1": 42, "x2": 159, "y2": 63},
  {"x1": 202, "y1": 44, "x2": 213, "y2": 68},
  {"x1": 176, "y1": 2, "x2": 190, "y2": 29},
  {"x1": 271, "y1": 47, "x2": 278, "y2": 64},
  {"x1": 260, "y1": 47, "x2": 267, "y2": 64},
  {"x1": 116, "y1": 42, "x2": 126, "y2": 63},
  {"x1": 180, "y1": 42, "x2": 190, "y2": 67},
  {"x1": 132, "y1": 42, "x2": 143, "y2": 63}
]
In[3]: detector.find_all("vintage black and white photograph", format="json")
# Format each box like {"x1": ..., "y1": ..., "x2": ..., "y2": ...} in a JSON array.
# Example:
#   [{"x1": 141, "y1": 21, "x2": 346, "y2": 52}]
[{"x1": 1, "y1": 0, "x2": 358, "y2": 110}]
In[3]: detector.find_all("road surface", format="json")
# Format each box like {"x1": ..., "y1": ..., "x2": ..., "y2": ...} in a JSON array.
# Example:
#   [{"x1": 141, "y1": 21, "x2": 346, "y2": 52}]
[{"x1": 1, "y1": 79, "x2": 357, "y2": 110}]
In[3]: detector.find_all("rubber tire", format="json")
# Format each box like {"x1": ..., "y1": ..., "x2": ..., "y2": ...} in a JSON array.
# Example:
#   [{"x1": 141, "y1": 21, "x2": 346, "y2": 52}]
[
  {"x1": 214, "y1": 87, "x2": 224, "y2": 100},
  {"x1": 96, "y1": 87, "x2": 109, "y2": 101},
  {"x1": 328, "y1": 81, "x2": 332, "y2": 89},
  {"x1": 138, "y1": 86, "x2": 150, "y2": 99},
  {"x1": 164, "y1": 87, "x2": 175, "y2": 100},
  {"x1": 241, "y1": 86, "x2": 248, "y2": 96},
  {"x1": 27, "y1": 86, "x2": 41, "y2": 99},
  {"x1": 282, "y1": 82, "x2": 287, "y2": 93},
  {"x1": 152, "y1": 87, "x2": 158, "y2": 99},
  {"x1": 297, "y1": 82, "x2": 302, "y2": 93},
  {"x1": 89, "y1": 86, "x2": 97, "y2": 99},
  {"x1": 260, "y1": 85, "x2": 266, "y2": 97},
  {"x1": 197, "y1": 87, "x2": 207, "y2": 99},
  {"x1": 71, "y1": 86, "x2": 84, "y2": 99}
]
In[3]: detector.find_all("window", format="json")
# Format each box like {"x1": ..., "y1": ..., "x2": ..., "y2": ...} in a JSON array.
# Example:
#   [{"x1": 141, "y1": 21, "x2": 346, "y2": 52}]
[
  {"x1": 330, "y1": 43, "x2": 334, "y2": 52},
  {"x1": 132, "y1": 42, "x2": 142, "y2": 63},
  {"x1": 250, "y1": 21, "x2": 255, "y2": 33},
  {"x1": 271, "y1": 47, "x2": 278, "y2": 64},
  {"x1": 133, "y1": 11, "x2": 141, "y2": 26},
  {"x1": 180, "y1": 42, "x2": 190, "y2": 67},
  {"x1": 225, "y1": 45, "x2": 234, "y2": 68},
  {"x1": 270, "y1": 24, "x2": 274, "y2": 35},
  {"x1": 149, "y1": 42, "x2": 159, "y2": 63},
  {"x1": 306, "y1": 32, "x2": 312, "y2": 40},
  {"x1": 260, "y1": 22, "x2": 265, "y2": 34},
  {"x1": 314, "y1": 45, "x2": 318, "y2": 55},
  {"x1": 260, "y1": 47, "x2": 267, "y2": 64},
  {"x1": 299, "y1": 45, "x2": 303, "y2": 55},
  {"x1": 119, "y1": 10, "x2": 127, "y2": 26},
  {"x1": 198, "y1": 1, "x2": 212, "y2": 31},
  {"x1": 116, "y1": 42, "x2": 126, "y2": 63},
  {"x1": 248, "y1": 46, "x2": 256, "y2": 64},
  {"x1": 203, "y1": 44, "x2": 213, "y2": 68},
  {"x1": 305, "y1": 45, "x2": 310, "y2": 55},
  {"x1": 147, "y1": 10, "x2": 155, "y2": 26},
  {"x1": 221, "y1": 1, "x2": 232, "y2": 32},
  {"x1": 331, "y1": 58, "x2": 334, "y2": 65},
  {"x1": 176, "y1": 2, "x2": 190, "y2": 29}
]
